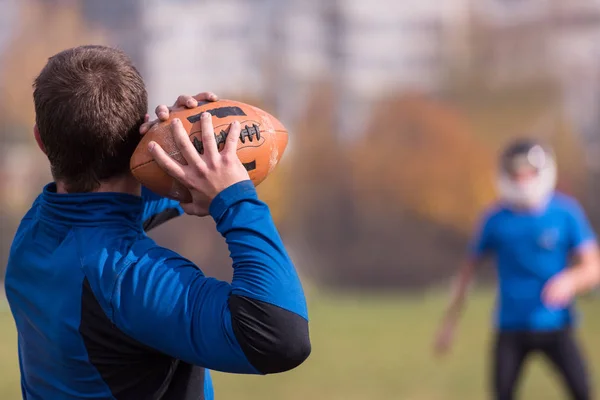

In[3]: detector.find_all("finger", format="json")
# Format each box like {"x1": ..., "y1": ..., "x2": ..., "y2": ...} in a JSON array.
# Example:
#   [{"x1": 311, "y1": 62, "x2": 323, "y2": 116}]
[
  {"x1": 194, "y1": 92, "x2": 218, "y2": 102},
  {"x1": 140, "y1": 114, "x2": 152, "y2": 134},
  {"x1": 141, "y1": 119, "x2": 160, "y2": 135},
  {"x1": 175, "y1": 95, "x2": 198, "y2": 109},
  {"x1": 148, "y1": 141, "x2": 187, "y2": 182},
  {"x1": 180, "y1": 199, "x2": 209, "y2": 217},
  {"x1": 179, "y1": 202, "x2": 195, "y2": 216},
  {"x1": 155, "y1": 104, "x2": 169, "y2": 121},
  {"x1": 223, "y1": 121, "x2": 240, "y2": 155},
  {"x1": 140, "y1": 123, "x2": 150, "y2": 134},
  {"x1": 200, "y1": 112, "x2": 218, "y2": 160},
  {"x1": 171, "y1": 118, "x2": 203, "y2": 166}
]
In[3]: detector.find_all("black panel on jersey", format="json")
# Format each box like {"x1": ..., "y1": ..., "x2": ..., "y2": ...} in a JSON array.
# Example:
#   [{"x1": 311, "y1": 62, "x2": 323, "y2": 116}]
[
  {"x1": 79, "y1": 278, "x2": 205, "y2": 399},
  {"x1": 229, "y1": 295, "x2": 311, "y2": 374},
  {"x1": 142, "y1": 208, "x2": 181, "y2": 232}
]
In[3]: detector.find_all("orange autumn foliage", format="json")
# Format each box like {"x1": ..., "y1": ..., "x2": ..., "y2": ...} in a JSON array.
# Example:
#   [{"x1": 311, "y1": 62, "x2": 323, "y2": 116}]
[{"x1": 350, "y1": 93, "x2": 496, "y2": 233}]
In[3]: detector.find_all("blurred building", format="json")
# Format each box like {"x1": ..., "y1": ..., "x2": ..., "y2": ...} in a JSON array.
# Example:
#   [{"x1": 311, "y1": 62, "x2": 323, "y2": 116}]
[
  {"x1": 470, "y1": 1, "x2": 600, "y2": 137},
  {"x1": 80, "y1": 0, "x2": 146, "y2": 68},
  {"x1": 140, "y1": 0, "x2": 270, "y2": 113},
  {"x1": 326, "y1": 0, "x2": 471, "y2": 136},
  {"x1": 0, "y1": 0, "x2": 19, "y2": 75},
  {"x1": 5, "y1": 0, "x2": 600, "y2": 142},
  {"x1": 471, "y1": 0, "x2": 600, "y2": 217},
  {"x1": 0, "y1": 1, "x2": 18, "y2": 50},
  {"x1": 138, "y1": 0, "x2": 472, "y2": 138},
  {"x1": 550, "y1": 1, "x2": 600, "y2": 145},
  {"x1": 471, "y1": 0, "x2": 600, "y2": 88},
  {"x1": 23, "y1": 0, "x2": 471, "y2": 139}
]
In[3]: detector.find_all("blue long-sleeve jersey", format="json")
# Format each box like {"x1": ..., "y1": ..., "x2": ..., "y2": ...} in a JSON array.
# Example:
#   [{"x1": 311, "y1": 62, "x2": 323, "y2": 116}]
[{"x1": 4, "y1": 180, "x2": 310, "y2": 400}]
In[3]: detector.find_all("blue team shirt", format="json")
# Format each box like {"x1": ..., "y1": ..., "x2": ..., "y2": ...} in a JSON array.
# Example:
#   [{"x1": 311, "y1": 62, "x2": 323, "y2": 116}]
[
  {"x1": 469, "y1": 192, "x2": 596, "y2": 331},
  {"x1": 4, "y1": 180, "x2": 308, "y2": 399}
]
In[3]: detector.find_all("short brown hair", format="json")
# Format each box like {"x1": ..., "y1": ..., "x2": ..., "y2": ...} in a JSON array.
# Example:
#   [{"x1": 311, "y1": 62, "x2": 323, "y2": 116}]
[{"x1": 33, "y1": 45, "x2": 148, "y2": 192}]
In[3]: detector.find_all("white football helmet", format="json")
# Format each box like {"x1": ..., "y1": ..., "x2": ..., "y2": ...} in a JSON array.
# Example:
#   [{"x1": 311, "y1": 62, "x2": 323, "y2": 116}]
[{"x1": 495, "y1": 139, "x2": 557, "y2": 208}]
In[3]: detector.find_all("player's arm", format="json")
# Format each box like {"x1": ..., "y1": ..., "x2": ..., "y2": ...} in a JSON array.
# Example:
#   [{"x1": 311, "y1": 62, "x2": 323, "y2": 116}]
[
  {"x1": 111, "y1": 181, "x2": 310, "y2": 374},
  {"x1": 567, "y1": 244, "x2": 600, "y2": 294},
  {"x1": 441, "y1": 259, "x2": 478, "y2": 324},
  {"x1": 543, "y1": 201, "x2": 600, "y2": 306},
  {"x1": 564, "y1": 201, "x2": 600, "y2": 294},
  {"x1": 434, "y1": 213, "x2": 494, "y2": 355},
  {"x1": 113, "y1": 115, "x2": 309, "y2": 374},
  {"x1": 442, "y1": 214, "x2": 493, "y2": 322}
]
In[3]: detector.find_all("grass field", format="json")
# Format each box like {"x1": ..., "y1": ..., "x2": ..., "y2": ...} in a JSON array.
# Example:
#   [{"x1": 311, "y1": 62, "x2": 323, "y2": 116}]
[{"x1": 1, "y1": 288, "x2": 599, "y2": 399}]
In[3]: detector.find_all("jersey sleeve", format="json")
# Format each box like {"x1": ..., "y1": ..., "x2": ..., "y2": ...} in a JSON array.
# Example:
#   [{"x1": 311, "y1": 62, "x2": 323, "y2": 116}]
[
  {"x1": 109, "y1": 180, "x2": 310, "y2": 374},
  {"x1": 467, "y1": 211, "x2": 495, "y2": 260},
  {"x1": 140, "y1": 186, "x2": 184, "y2": 231},
  {"x1": 566, "y1": 199, "x2": 597, "y2": 251}
]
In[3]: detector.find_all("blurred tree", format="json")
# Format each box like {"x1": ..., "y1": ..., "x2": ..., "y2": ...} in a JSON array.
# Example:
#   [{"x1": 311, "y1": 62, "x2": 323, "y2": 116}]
[
  {"x1": 351, "y1": 92, "x2": 496, "y2": 235},
  {"x1": 285, "y1": 80, "x2": 356, "y2": 282}
]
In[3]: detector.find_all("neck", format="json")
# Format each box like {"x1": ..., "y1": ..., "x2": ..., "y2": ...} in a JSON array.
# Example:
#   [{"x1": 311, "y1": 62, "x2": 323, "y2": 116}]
[{"x1": 56, "y1": 174, "x2": 141, "y2": 196}]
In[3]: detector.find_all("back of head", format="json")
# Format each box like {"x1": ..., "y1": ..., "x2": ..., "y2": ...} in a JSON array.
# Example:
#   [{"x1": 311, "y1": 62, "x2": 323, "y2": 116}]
[{"x1": 33, "y1": 45, "x2": 148, "y2": 193}]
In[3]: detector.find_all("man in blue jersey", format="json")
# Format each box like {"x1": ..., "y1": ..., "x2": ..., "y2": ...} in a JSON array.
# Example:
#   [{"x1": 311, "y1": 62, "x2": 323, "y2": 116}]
[
  {"x1": 4, "y1": 45, "x2": 310, "y2": 400},
  {"x1": 434, "y1": 138, "x2": 600, "y2": 400}
]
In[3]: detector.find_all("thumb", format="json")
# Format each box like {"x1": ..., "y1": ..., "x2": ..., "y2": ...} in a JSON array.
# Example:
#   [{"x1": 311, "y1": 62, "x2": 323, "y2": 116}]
[
  {"x1": 180, "y1": 202, "x2": 210, "y2": 217},
  {"x1": 179, "y1": 202, "x2": 196, "y2": 215}
]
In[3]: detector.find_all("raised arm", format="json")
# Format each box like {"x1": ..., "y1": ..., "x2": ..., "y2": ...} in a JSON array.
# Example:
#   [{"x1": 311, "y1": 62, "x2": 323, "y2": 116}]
[
  {"x1": 114, "y1": 108, "x2": 309, "y2": 374},
  {"x1": 111, "y1": 181, "x2": 309, "y2": 374}
]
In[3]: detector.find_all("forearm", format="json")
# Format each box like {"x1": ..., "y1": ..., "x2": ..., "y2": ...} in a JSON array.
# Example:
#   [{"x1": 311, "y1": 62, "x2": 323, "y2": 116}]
[
  {"x1": 566, "y1": 243, "x2": 600, "y2": 295},
  {"x1": 444, "y1": 261, "x2": 476, "y2": 322},
  {"x1": 565, "y1": 263, "x2": 600, "y2": 295},
  {"x1": 209, "y1": 180, "x2": 310, "y2": 373},
  {"x1": 210, "y1": 181, "x2": 307, "y2": 317}
]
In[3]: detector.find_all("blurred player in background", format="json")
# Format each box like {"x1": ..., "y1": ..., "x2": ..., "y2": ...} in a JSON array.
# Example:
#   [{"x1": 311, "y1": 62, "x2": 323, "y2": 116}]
[
  {"x1": 434, "y1": 138, "x2": 600, "y2": 400},
  {"x1": 4, "y1": 45, "x2": 310, "y2": 400}
]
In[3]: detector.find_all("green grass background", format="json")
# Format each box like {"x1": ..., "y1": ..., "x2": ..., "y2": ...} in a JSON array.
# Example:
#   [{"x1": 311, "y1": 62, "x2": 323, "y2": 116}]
[{"x1": 1, "y1": 289, "x2": 599, "y2": 399}]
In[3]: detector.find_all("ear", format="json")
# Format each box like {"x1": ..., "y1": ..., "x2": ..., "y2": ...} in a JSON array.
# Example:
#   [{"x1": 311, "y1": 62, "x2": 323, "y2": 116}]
[{"x1": 33, "y1": 124, "x2": 46, "y2": 154}]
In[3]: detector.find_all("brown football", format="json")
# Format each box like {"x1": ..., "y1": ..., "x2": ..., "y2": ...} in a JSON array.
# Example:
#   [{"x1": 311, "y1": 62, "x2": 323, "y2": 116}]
[{"x1": 130, "y1": 99, "x2": 288, "y2": 202}]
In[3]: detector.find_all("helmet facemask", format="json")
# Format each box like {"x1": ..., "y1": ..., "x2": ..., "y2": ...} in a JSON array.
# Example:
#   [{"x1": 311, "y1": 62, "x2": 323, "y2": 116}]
[{"x1": 495, "y1": 141, "x2": 557, "y2": 209}]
